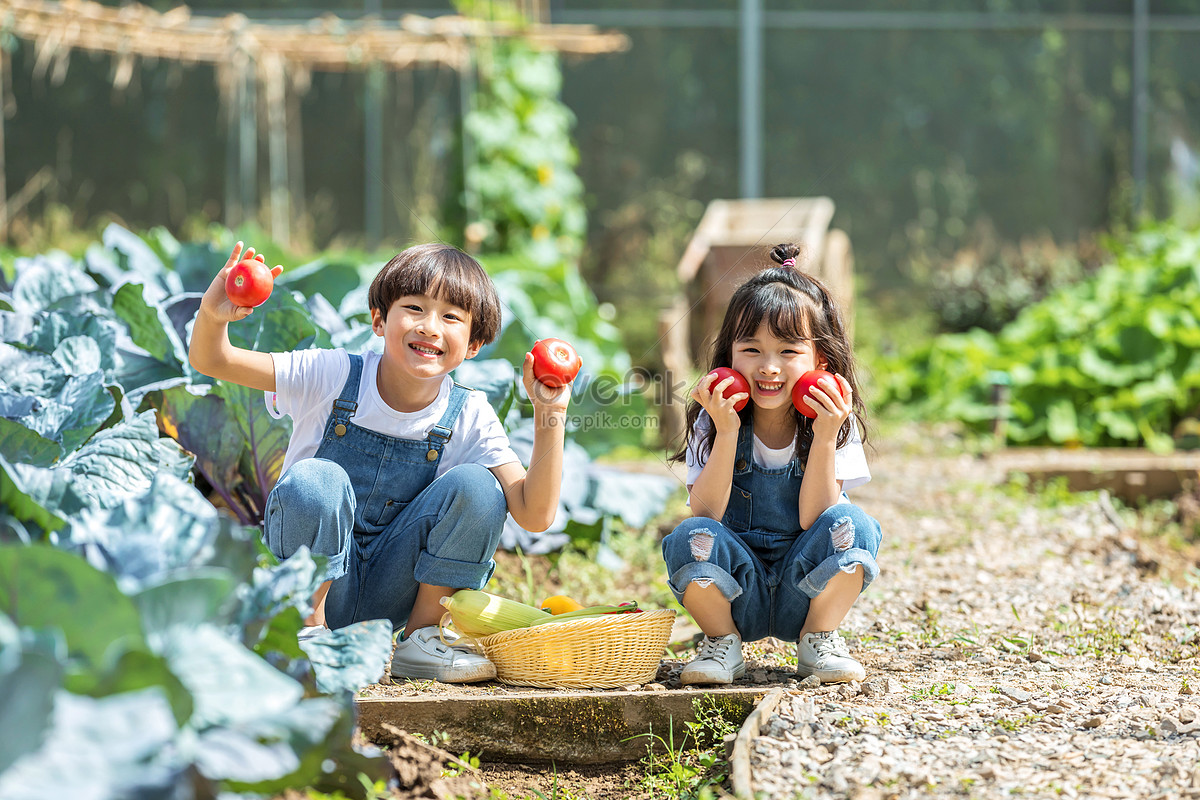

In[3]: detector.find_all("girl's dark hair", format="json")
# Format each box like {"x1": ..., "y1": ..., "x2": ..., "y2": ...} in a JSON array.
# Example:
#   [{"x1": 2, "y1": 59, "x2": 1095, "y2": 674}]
[
  {"x1": 669, "y1": 243, "x2": 868, "y2": 465},
  {"x1": 368, "y1": 243, "x2": 502, "y2": 345}
]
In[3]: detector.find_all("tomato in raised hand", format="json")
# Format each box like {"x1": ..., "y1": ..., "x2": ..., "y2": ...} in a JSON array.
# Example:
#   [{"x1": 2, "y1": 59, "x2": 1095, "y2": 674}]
[
  {"x1": 530, "y1": 338, "x2": 582, "y2": 387},
  {"x1": 225, "y1": 258, "x2": 275, "y2": 308}
]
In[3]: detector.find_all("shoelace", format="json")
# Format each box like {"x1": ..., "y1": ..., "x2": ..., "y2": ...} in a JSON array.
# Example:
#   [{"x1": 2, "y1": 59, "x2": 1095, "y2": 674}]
[
  {"x1": 813, "y1": 632, "x2": 850, "y2": 658},
  {"x1": 698, "y1": 635, "x2": 737, "y2": 661}
]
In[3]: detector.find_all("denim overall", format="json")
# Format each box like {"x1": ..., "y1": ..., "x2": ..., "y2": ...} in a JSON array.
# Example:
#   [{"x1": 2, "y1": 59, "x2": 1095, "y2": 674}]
[
  {"x1": 264, "y1": 354, "x2": 508, "y2": 631},
  {"x1": 662, "y1": 420, "x2": 882, "y2": 642}
]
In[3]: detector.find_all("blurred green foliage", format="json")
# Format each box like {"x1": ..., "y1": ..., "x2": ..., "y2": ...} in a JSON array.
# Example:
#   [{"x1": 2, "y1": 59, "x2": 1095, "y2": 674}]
[
  {"x1": 458, "y1": 1, "x2": 587, "y2": 268},
  {"x1": 877, "y1": 224, "x2": 1200, "y2": 451}
]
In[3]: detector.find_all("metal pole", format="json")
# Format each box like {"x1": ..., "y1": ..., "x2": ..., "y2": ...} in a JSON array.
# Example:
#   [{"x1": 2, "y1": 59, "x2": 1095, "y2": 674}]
[
  {"x1": 266, "y1": 58, "x2": 289, "y2": 247},
  {"x1": 0, "y1": 49, "x2": 7, "y2": 240},
  {"x1": 1132, "y1": 0, "x2": 1149, "y2": 217},
  {"x1": 460, "y1": 50, "x2": 478, "y2": 240},
  {"x1": 225, "y1": 64, "x2": 241, "y2": 228},
  {"x1": 239, "y1": 66, "x2": 257, "y2": 227},
  {"x1": 364, "y1": 64, "x2": 384, "y2": 250},
  {"x1": 739, "y1": 0, "x2": 762, "y2": 199}
]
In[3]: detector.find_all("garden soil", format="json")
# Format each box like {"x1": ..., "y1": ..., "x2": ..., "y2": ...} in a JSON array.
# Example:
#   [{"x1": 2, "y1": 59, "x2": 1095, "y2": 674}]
[{"x1": 360, "y1": 427, "x2": 1200, "y2": 798}]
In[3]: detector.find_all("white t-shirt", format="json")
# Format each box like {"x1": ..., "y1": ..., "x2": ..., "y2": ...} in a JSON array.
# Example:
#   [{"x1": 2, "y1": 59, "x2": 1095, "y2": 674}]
[
  {"x1": 684, "y1": 412, "x2": 871, "y2": 491},
  {"x1": 267, "y1": 348, "x2": 520, "y2": 478}
]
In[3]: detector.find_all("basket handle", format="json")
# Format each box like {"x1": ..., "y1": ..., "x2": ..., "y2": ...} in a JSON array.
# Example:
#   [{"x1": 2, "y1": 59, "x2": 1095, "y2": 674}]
[{"x1": 437, "y1": 610, "x2": 483, "y2": 652}]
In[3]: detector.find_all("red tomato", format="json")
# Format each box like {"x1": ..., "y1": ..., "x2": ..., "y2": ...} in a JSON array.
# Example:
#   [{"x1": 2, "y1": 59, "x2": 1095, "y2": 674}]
[
  {"x1": 531, "y1": 338, "x2": 582, "y2": 387},
  {"x1": 707, "y1": 367, "x2": 751, "y2": 412},
  {"x1": 792, "y1": 369, "x2": 840, "y2": 418},
  {"x1": 225, "y1": 258, "x2": 274, "y2": 308}
]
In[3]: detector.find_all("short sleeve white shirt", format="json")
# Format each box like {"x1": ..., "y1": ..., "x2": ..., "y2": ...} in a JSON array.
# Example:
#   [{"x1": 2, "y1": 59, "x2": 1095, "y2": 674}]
[
  {"x1": 684, "y1": 411, "x2": 871, "y2": 491},
  {"x1": 267, "y1": 348, "x2": 520, "y2": 478}
]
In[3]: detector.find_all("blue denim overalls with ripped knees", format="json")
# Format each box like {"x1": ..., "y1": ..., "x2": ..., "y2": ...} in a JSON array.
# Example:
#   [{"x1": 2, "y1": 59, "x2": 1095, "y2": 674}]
[
  {"x1": 263, "y1": 354, "x2": 508, "y2": 631},
  {"x1": 661, "y1": 420, "x2": 882, "y2": 642}
]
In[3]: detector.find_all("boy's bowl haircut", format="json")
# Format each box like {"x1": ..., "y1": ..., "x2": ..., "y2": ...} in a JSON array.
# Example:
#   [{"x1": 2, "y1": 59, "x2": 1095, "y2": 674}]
[{"x1": 368, "y1": 244, "x2": 502, "y2": 346}]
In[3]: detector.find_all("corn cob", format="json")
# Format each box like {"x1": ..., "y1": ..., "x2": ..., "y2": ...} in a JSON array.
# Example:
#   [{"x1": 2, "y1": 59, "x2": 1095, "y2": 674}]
[{"x1": 439, "y1": 590, "x2": 547, "y2": 636}]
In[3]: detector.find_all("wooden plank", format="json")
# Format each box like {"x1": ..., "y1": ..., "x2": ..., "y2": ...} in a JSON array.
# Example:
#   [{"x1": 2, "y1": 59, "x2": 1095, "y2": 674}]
[
  {"x1": 729, "y1": 687, "x2": 785, "y2": 799},
  {"x1": 991, "y1": 448, "x2": 1200, "y2": 504}
]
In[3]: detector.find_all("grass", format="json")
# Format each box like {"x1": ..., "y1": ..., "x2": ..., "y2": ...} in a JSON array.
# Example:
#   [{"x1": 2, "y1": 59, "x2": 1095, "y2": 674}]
[
  {"x1": 909, "y1": 682, "x2": 956, "y2": 701},
  {"x1": 993, "y1": 712, "x2": 1042, "y2": 732},
  {"x1": 628, "y1": 696, "x2": 740, "y2": 800}
]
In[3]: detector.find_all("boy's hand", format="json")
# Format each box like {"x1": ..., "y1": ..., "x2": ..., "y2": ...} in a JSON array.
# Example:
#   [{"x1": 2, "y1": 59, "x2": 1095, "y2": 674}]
[
  {"x1": 199, "y1": 242, "x2": 284, "y2": 323},
  {"x1": 806, "y1": 372, "x2": 853, "y2": 441},
  {"x1": 692, "y1": 371, "x2": 745, "y2": 435},
  {"x1": 522, "y1": 352, "x2": 572, "y2": 415}
]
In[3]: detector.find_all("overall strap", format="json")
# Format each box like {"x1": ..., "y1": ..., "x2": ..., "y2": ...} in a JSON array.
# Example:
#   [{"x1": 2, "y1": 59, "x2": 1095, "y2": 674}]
[
  {"x1": 330, "y1": 354, "x2": 364, "y2": 434},
  {"x1": 426, "y1": 382, "x2": 472, "y2": 448},
  {"x1": 733, "y1": 419, "x2": 754, "y2": 476}
]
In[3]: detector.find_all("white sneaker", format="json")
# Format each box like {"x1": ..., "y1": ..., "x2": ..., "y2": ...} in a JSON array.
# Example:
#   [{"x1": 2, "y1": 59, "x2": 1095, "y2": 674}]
[
  {"x1": 298, "y1": 625, "x2": 329, "y2": 644},
  {"x1": 389, "y1": 626, "x2": 497, "y2": 683},
  {"x1": 679, "y1": 633, "x2": 745, "y2": 685},
  {"x1": 796, "y1": 631, "x2": 865, "y2": 683}
]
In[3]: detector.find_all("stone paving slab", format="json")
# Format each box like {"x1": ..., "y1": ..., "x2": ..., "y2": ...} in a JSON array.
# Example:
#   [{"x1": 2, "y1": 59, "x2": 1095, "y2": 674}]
[{"x1": 356, "y1": 686, "x2": 772, "y2": 764}]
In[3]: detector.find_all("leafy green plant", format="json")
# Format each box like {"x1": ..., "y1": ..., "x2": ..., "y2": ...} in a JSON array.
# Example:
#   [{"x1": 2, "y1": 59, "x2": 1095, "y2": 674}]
[
  {"x1": 458, "y1": 0, "x2": 586, "y2": 269},
  {"x1": 0, "y1": 223, "x2": 676, "y2": 797},
  {"x1": 879, "y1": 225, "x2": 1200, "y2": 451}
]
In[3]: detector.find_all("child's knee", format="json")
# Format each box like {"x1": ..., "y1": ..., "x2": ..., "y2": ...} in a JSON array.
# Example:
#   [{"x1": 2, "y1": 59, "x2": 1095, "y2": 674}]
[
  {"x1": 438, "y1": 464, "x2": 506, "y2": 524},
  {"x1": 812, "y1": 504, "x2": 881, "y2": 555},
  {"x1": 662, "y1": 517, "x2": 726, "y2": 565},
  {"x1": 272, "y1": 458, "x2": 353, "y2": 517}
]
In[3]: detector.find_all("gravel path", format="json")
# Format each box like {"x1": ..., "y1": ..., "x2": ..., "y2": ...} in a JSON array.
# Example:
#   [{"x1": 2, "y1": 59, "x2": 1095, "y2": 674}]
[{"x1": 748, "y1": 434, "x2": 1200, "y2": 799}]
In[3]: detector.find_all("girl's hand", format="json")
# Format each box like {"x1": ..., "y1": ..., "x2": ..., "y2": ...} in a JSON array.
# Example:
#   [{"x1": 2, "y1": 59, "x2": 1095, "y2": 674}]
[
  {"x1": 803, "y1": 372, "x2": 853, "y2": 440},
  {"x1": 198, "y1": 242, "x2": 284, "y2": 323},
  {"x1": 692, "y1": 371, "x2": 747, "y2": 435},
  {"x1": 522, "y1": 352, "x2": 572, "y2": 415}
]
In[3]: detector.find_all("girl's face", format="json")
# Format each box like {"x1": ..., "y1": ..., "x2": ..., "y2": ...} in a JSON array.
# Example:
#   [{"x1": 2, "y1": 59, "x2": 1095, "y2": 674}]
[{"x1": 730, "y1": 322, "x2": 823, "y2": 412}]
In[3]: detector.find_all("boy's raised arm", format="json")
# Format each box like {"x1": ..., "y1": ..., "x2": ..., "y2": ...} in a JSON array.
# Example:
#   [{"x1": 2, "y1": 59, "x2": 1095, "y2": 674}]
[
  {"x1": 187, "y1": 242, "x2": 282, "y2": 393},
  {"x1": 489, "y1": 353, "x2": 570, "y2": 533}
]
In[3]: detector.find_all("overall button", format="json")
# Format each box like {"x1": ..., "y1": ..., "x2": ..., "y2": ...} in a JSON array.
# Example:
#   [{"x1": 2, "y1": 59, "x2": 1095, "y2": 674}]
[
  {"x1": 426, "y1": 449, "x2": 438, "y2": 461},
  {"x1": 735, "y1": 459, "x2": 748, "y2": 471},
  {"x1": 334, "y1": 423, "x2": 347, "y2": 436}
]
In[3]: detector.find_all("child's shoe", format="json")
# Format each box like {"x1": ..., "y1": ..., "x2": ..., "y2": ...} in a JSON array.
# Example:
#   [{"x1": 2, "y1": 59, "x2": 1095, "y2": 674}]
[
  {"x1": 796, "y1": 631, "x2": 865, "y2": 683},
  {"x1": 679, "y1": 633, "x2": 746, "y2": 685},
  {"x1": 389, "y1": 626, "x2": 497, "y2": 683},
  {"x1": 297, "y1": 625, "x2": 329, "y2": 644}
]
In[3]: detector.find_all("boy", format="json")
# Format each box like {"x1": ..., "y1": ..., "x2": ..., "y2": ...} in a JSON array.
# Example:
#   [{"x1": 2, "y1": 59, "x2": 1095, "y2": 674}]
[{"x1": 188, "y1": 241, "x2": 570, "y2": 683}]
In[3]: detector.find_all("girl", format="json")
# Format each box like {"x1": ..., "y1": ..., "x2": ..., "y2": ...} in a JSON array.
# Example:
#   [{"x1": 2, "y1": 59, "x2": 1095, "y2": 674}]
[{"x1": 663, "y1": 244, "x2": 881, "y2": 685}]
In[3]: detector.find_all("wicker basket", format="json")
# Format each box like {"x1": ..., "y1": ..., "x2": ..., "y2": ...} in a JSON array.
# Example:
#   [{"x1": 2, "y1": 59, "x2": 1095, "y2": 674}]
[{"x1": 471, "y1": 609, "x2": 676, "y2": 689}]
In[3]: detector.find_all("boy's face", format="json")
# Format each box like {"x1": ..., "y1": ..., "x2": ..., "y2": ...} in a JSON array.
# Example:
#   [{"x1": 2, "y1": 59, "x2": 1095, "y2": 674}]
[
  {"x1": 730, "y1": 322, "x2": 823, "y2": 412},
  {"x1": 372, "y1": 293, "x2": 480, "y2": 381}
]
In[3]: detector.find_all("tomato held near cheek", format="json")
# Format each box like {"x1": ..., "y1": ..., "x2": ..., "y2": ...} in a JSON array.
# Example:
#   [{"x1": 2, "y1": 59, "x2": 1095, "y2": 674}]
[
  {"x1": 225, "y1": 259, "x2": 275, "y2": 308},
  {"x1": 792, "y1": 369, "x2": 838, "y2": 419},
  {"x1": 531, "y1": 338, "x2": 582, "y2": 387},
  {"x1": 707, "y1": 367, "x2": 751, "y2": 412}
]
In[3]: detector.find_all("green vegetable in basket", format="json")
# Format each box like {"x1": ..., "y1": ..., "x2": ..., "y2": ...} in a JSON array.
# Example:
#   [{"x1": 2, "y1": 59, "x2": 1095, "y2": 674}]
[{"x1": 529, "y1": 602, "x2": 641, "y2": 626}]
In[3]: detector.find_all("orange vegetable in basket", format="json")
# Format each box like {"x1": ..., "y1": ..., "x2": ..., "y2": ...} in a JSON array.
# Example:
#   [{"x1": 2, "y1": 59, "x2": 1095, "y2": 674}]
[{"x1": 540, "y1": 595, "x2": 585, "y2": 615}]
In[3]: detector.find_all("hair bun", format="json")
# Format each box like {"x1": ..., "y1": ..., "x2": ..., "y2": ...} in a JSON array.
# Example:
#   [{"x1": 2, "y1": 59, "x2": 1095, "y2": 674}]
[{"x1": 770, "y1": 243, "x2": 803, "y2": 266}]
